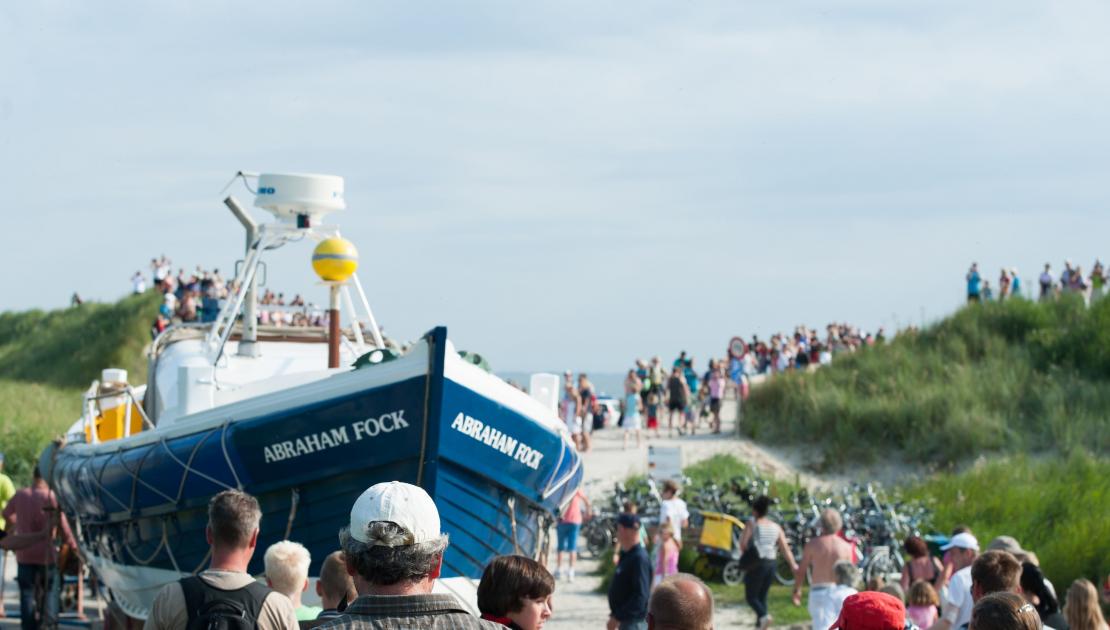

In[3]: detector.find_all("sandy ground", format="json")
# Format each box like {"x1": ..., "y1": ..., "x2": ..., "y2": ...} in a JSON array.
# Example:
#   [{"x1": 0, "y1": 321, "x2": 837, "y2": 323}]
[
  {"x1": 544, "y1": 397, "x2": 818, "y2": 630},
  {"x1": 0, "y1": 398, "x2": 816, "y2": 629}
]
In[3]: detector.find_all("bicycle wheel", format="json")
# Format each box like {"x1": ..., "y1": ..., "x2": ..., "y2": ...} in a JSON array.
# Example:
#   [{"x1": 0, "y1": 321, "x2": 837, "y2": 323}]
[
  {"x1": 863, "y1": 548, "x2": 899, "y2": 585},
  {"x1": 722, "y1": 560, "x2": 744, "y2": 586},
  {"x1": 584, "y1": 518, "x2": 614, "y2": 558}
]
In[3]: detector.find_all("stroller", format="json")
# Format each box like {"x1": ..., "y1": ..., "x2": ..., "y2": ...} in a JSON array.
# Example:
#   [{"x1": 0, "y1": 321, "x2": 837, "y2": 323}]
[{"x1": 692, "y1": 510, "x2": 746, "y2": 585}]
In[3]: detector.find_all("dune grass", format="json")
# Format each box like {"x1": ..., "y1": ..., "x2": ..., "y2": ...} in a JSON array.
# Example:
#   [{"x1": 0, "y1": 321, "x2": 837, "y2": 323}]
[
  {"x1": 0, "y1": 380, "x2": 83, "y2": 485},
  {"x1": 905, "y1": 452, "x2": 1110, "y2": 593},
  {"x1": 0, "y1": 291, "x2": 160, "y2": 484},
  {"x1": 0, "y1": 291, "x2": 160, "y2": 389},
  {"x1": 744, "y1": 295, "x2": 1110, "y2": 468}
]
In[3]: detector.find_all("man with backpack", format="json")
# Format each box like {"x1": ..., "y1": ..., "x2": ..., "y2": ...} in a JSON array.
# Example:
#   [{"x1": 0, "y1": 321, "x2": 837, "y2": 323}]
[{"x1": 145, "y1": 489, "x2": 298, "y2": 630}]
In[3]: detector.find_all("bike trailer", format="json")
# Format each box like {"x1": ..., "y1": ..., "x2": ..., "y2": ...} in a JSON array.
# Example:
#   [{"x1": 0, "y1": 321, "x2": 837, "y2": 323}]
[{"x1": 696, "y1": 510, "x2": 745, "y2": 558}]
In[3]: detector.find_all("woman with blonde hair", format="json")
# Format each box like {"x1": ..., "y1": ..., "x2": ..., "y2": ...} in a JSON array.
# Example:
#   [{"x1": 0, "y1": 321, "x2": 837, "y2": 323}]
[
  {"x1": 1065, "y1": 579, "x2": 1109, "y2": 630},
  {"x1": 653, "y1": 521, "x2": 680, "y2": 587}
]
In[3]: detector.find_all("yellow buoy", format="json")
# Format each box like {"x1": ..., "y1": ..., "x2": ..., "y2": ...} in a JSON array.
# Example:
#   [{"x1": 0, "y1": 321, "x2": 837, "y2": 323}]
[{"x1": 312, "y1": 237, "x2": 359, "y2": 283}]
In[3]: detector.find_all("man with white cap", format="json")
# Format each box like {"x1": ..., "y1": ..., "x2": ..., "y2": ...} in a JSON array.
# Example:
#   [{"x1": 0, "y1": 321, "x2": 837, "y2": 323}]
[
  {"x1": 928, "y1": 532, "x2": 980, "y2": 630},
  {"x1": 319, "y1": 481, "x2": 499, "y2": 629}
]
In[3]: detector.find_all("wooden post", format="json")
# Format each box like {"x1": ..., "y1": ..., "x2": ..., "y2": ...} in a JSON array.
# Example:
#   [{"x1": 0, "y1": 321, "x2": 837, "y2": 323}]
[{"x1": 328, "y1": 285, "x2": 341, "y2": 369}]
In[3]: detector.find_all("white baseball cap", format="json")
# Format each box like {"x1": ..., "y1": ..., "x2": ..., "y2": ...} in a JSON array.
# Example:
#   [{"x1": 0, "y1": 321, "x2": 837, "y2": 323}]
[
  {"x1": 349, "y1": 481, "x2": 441, "y2": 547},
  {"x1": 941, "y1": 532, "x2": 980, "y2": 551}
]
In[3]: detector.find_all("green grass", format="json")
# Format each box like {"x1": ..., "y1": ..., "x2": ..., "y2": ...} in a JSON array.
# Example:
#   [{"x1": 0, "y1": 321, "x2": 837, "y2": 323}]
[
  {"x1": 708, "y1": 583, "x2": 812, "y2": 625},
  {"x1": 0, "y1": 291, "x2": 160, "y2": 388},
  {"x1": 0, "y1": 292, "x2": 160, "y2": 485},
  {"x1": 0, "y1": 380, "x2": 83, "y2": 485},
  {"x1": 905, "y1": 452, "x2": 1110, "y2": 593},
  {"x1": 744, "y1": 296, "x2": 1110, "y2": 468}
]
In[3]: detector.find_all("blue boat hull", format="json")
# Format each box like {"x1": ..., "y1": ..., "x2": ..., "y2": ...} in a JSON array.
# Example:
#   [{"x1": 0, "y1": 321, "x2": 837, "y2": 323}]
[{"x1": 46, "y1": 327, "x2": 582, "y2": 617}]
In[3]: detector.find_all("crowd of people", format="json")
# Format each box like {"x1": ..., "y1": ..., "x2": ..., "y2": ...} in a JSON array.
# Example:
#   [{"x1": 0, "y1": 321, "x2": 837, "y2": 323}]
[
  {"x1": 560, "y1": 330, "x2": 885, "y2": 450},
  {"x1": 0, "y1": 471, "x2": 714, "y2": 630},
  {"x1": 0, "y1": 451, "x2": 1108, "y2": 630},
  {"x1": 965, "y1": 260, "x2": 1110, "y2": 304},
  {"x1": 136, "y1": 255, "x2": 331, "y2": 339},
  {"x1": 741, "y1": 499, "x2": 1109, "y2": 630}
]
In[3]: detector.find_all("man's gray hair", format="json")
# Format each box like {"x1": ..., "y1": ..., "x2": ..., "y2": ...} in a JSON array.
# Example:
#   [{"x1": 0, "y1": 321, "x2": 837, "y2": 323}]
[
  {"x1": 648, "y1": 573, "x2": 714, "y2": 630},
  {"x1": 819, "y1": 508, "x2": 843, "y2": 535},
  {"x1": 208, "y1": 489, "x2": 262, "y2": 549},
  {"x1": 834, "y1": 560, "x2": 859, "y2": 587},
  {"x1": 339, "y1": 522, "x2": 448, "y2": 586}
]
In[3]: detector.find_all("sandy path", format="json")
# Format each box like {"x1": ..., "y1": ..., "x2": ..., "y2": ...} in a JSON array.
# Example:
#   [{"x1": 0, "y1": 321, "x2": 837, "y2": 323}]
[{"x1": 544, "y1": 398, "x2": 821, "y2": 629}]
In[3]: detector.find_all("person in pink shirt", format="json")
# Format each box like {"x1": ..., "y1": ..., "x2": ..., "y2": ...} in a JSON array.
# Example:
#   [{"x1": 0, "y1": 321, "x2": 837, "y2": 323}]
[
  {"x1": 907, "y1": 580, "x2": 940, "y2": 629},
  {"x1": 706, "y1": 361, "x2": 726, "y2": 434},
  {"x1": 2, "y1": 466, "x2": 76, "y2": 630},
  {"x1": 553, "y1": 488, "x2": 590, "y2": 582}
]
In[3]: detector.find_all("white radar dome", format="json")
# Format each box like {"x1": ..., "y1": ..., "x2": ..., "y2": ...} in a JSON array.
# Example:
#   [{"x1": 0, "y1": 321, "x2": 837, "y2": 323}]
[{"x1": 253, "y1": 173, "x2": 345, "y2": 224}]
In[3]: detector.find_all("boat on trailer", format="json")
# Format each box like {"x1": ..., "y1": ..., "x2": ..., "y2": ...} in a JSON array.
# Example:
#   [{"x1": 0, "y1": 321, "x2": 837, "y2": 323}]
[{"x1": 41, "y1": 172, "x2": 583, "y2": 621}]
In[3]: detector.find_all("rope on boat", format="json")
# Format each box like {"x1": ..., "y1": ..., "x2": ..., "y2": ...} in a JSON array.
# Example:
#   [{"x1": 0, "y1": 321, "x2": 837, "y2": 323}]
[
  {"x1": 506, "y1": 496, "x2": 521, "y2": 556},
  {"x1": 160, "y1": 432, "x2": 237, "y2": 496},
  {"x1": 283, "y1": 488, "x2": 300, "y2": 540},
  {"x1": 162, "y1": 519, "x2": 181, "y2": 574},
  {"x1": 537, "y1": 513, "x2": 553, "y2": 565},
  {"x1": 121, "y1": 520, "x2": 166, "y2": 566},
  {"x1": 417, "y1": 332, "x2": 434, "y2": 487},
  {"x1": 220, "y1": 420, "x2": 244, "y2": 490}
]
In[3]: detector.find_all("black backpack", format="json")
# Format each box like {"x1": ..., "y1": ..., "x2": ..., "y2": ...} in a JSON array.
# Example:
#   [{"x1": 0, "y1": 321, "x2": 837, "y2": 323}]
[{"x1": 180, "y1": 575, "x2": 272, "y2": 630}]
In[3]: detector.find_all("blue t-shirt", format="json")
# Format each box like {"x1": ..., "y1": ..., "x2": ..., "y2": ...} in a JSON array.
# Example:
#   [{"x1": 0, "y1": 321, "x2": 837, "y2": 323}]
[
  {"x1": 683, "y1": 367, "x2": 698, "y2": 393},
  {"x1": 967, "y1": 271, "x2": 981, "y2": 296}
]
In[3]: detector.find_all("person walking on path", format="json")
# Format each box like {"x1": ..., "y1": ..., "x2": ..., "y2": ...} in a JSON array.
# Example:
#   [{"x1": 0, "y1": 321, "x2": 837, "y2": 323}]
[
  {"x1": 657, "y1": 480, "x2": 690, "y2": 546},
  {"x1": 741, "y1": 495, "x2": 799, "y2": 630},
  {"x1": 608, "y1": 513, "x2": 652, "y2": 630},
  {"x1": 2, "y1": 465, "x2": 76, "y2": 630},
  {"x1": 561, "y1": 378, "x2": 583, "y2": 451},
  {"x1": 998, "y1": 269, "x2": 1011, "y2": 301},
  {"x1": 706, "y1": 361, "x2": 725, "y2": 434},
  {"x1": 623, "y1": 370, "x2": 644, "y2": 449},
  {"x1": 554, "y1": 487, "x2": 590, "y2": 582},
  {"x1": 652, "y1": 523, "x2": 680, "y2": 587},
  {"x1": 145, "y1": 489, "x2": 297, "y2": 630},
  {"x1": 665, "y1": 367, "x2": 689, "y2": 437},
  {"x1": 577, "y1": 374, "x2": 595, "y2": 452},
  {"x1": 793, "y1": 508, "x2": 856, "y2": 630},
  {"x1": 321, "y1": 481, "x2": 500, "y2": 629}
]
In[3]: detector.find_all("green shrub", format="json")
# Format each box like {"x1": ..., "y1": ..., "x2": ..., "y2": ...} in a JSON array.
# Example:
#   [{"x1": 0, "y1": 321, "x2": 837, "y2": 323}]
[
  {"x1": 905, "y1": 452, "x2": 1109, "y2": 591},
  {"x1": 744, "y1": 298, "x2": 1110, "y2": 467}
]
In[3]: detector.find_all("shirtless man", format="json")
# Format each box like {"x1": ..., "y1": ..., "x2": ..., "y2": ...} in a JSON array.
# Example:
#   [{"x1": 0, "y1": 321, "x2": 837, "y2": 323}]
[{"x1": 793, "y1": 509, "x2": 856, "y2": 630}]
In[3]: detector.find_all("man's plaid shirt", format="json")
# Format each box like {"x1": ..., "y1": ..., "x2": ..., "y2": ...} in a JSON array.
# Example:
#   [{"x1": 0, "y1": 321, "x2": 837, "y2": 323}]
[{"x1": 315, "y1": 593, "x2": 502, "y2": 630}]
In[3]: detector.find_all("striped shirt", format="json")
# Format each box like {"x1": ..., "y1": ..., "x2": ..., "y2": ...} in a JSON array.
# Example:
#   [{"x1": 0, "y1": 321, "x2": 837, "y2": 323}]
[{"x1": 750, "y1": 520, "x2": 782, "y2": 560}]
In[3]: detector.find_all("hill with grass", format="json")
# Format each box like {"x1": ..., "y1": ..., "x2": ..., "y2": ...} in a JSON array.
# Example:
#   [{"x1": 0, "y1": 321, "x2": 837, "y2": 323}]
[
  {"x1": 0, "y1": 291, "x2": 159, "y2": 483},
  {"x1": 744, "y1": 295, "x2": 1110, "y2": 469}
]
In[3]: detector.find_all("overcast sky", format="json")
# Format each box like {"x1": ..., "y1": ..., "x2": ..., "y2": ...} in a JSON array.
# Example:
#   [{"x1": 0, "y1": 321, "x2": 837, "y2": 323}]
[{"x1": 2, "y1": 1, "x2": 1109, "y2": 371}]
